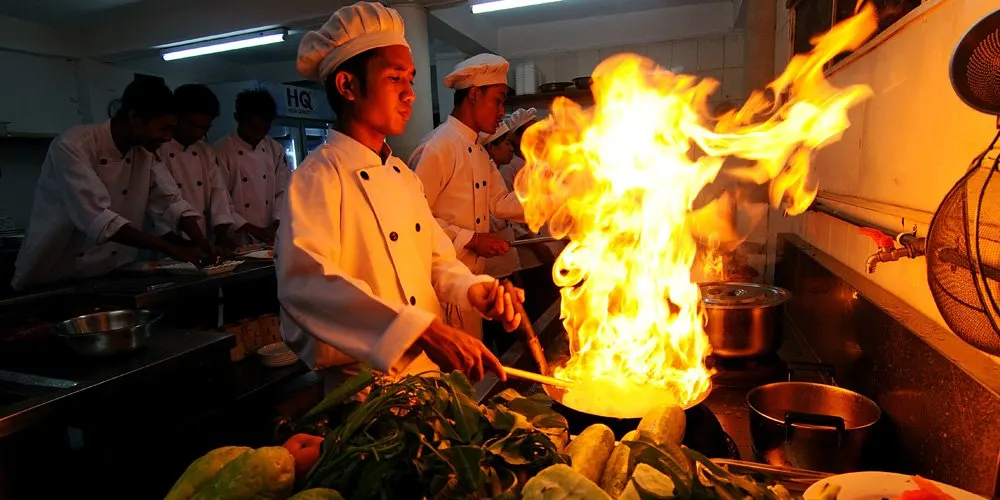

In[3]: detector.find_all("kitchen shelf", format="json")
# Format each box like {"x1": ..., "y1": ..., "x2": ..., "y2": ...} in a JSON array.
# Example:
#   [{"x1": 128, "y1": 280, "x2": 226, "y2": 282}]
[{"x1": 507, "y1": 88, "x2": 594, "y2": 108}]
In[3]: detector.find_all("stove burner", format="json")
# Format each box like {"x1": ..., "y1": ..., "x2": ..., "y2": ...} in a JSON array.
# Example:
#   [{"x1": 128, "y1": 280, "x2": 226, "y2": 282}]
[{"x1": 708, "y1": 353, "x2": 787, "y2": 388}]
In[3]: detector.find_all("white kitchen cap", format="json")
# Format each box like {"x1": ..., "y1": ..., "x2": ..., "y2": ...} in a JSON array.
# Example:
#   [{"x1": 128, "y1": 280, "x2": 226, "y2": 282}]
[
  {"x1": 505, "y1": 107, "x2": 537, "y2": 134},
  {"x1": 297, "y1": 1, "x2": 410, "y2": 83},
  {"x1": 444, "y1": 53, "x2": 510, "y2": 90},
  {"x1": 478, "y1": 121, "x2": 511, "y2": 146}
]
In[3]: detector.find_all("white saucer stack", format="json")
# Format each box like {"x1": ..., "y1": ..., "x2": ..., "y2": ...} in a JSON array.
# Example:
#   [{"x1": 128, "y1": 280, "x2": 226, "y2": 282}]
[{"x1": 257, "y1": 342, "x2": 299, "y2": 367}]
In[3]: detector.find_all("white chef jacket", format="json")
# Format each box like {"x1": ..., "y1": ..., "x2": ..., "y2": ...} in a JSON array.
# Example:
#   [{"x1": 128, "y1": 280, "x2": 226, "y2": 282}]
[
  {"x1": 11, "y1": 121, "x2": 199, "y2": 290},
  {"x1": 499, "y1": 155, "x2": 524, "y2": 192},
  {"x1": 215, "y1": 133, "x2": 289, "y2": 241},
  {"x1": 409, "y1": 116, "x2": 525, "y2": 275},
  {"x1": 154, "y1": 139, "x2": 234, "y2": 237},
  {"x1": 497, "y1": 155, "x2": 566, "y2": 271},
  {"x1": 483, "y1": 158, "x2": 520, "y2": 279},
  {"x1": 277, "y1": 130, "x2": 493, "y2": 375}
]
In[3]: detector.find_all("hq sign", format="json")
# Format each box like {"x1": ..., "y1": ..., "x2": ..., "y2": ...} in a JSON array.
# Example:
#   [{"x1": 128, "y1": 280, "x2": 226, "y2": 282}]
[
  {"x1": 284, "y1": 86, "x2": 314, "y2": 117},
  {"x1": 254, "y1": 81, "x2": 334, "y2": 120}
]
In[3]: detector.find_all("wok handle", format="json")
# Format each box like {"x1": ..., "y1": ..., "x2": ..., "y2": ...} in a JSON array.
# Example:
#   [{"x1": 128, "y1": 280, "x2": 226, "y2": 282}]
[
  {"x1": 501, "y1": 279, "x2": 549, "y2": 375},
  {"x1": 783, "y1": 411, "x2": 846, "y2": 447}
]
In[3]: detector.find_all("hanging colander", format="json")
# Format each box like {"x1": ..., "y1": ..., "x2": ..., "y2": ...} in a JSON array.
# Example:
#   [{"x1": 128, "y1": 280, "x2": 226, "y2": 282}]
[{"x1": 926, "y1": 9, "x2": 1000, "y2": 356}]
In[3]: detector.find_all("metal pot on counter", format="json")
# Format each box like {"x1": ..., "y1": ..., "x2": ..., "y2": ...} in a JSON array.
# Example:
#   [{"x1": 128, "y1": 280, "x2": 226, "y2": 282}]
[
  {"x1": 54, "y1": 309, "x2": 161, "y2": 356},
  {"x1": 747, "y1": 382, "x2": 881, "y2": 473},
  {"x1": 700, "y1": 282, "x2": 791, "y2": 358}
]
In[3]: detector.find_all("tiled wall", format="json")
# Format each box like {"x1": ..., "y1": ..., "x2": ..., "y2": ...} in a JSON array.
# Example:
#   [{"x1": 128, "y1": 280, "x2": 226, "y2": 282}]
[
  {"x1": 506, "y1": 31, "x2": 748, "y2": 107},
  {"x1": 766, "y1": 0, "x2": 1000, "y2": 335}
]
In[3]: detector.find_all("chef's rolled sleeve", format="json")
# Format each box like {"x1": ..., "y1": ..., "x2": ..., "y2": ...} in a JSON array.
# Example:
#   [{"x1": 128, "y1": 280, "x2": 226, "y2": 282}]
[
  {"x1": 88, "y1": 210, "x2": 130, "y2": 245},
  {"x1": 372, "y1": 306, "x2": 436, "y2": 372}
]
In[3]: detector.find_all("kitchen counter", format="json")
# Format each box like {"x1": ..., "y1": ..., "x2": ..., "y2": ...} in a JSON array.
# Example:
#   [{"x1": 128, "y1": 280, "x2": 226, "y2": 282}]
[
  {"x1": 0, "y1": 260, "x2": 275, "y2": 310},
  {"x1": 0, "y1": 327, "x2": 235, "y2": 438}
]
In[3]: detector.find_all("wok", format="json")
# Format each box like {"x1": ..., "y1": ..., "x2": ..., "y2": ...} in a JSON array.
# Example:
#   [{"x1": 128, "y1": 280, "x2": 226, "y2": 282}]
[
  {"x1": 540, "y1": 379, "x2": 731, "y2": 456},
  {"x1": 533, "y1": 342, "x2": 718, "y2": 446}
]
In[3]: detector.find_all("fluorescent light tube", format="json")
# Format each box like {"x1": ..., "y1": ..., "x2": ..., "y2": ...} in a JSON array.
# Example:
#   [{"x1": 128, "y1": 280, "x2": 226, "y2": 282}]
[
  {"x1": 471, "y1": 0, "x2": 563, "y2": 14},
  {"x1": 162, "y1": 30, "x2": 286, "y2": 61}
]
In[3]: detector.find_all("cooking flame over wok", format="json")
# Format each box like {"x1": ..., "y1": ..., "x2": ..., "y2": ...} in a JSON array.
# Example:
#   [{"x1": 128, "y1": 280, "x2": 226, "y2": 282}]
[{"x1": 515, "y1": 6, "x2": 877, "y2": 418}]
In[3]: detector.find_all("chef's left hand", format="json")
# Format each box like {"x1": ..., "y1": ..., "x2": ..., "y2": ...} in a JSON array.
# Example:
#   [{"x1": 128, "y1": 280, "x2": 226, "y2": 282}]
[{"x1": 468, "y1": 280, "x2": 524, "y2": 332}]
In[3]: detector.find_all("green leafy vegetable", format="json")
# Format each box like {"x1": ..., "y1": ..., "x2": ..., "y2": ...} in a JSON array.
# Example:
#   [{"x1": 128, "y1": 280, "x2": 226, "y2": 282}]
[{"x1": 299, "y1": 369, "x2": 567, "y2": 500}]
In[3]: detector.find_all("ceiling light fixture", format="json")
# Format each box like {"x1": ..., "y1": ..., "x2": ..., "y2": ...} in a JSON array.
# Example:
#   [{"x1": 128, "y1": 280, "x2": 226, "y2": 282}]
[
  {"x1": 162, "y1": 29, "x2": 287, "y2": 61},
  {"x1": 471, "y1": 0, "x2": 564, "y2": 14}
]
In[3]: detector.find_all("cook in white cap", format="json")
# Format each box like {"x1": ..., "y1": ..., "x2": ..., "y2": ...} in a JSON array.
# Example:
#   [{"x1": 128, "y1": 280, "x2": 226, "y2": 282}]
[
  {"x1": 409, "y1": 53, "x2": 526, "y2": 341},
  {"x1": 498, "y1": 107, "x2": 538, "y2": 191},
  {"x1": 278, "y1": 1, "x2": 522, "y2": 386},
  {"x1": 477, "y1": 122, "x2": 521, "y2": 282}
]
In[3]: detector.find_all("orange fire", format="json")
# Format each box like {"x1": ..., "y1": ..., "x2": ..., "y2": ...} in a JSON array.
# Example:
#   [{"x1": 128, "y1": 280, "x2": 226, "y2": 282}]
[{"x1": 515, "y1": 7, "x2": 877, "y2": 418}]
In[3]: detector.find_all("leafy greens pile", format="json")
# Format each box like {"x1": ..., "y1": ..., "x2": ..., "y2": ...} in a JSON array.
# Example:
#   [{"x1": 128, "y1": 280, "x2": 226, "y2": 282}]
[{"x1": 297, "y1": 369, "x2": 569, "y2": 500}]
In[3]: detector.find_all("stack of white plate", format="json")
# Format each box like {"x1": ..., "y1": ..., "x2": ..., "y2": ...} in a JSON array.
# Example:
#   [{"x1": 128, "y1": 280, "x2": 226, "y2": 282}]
[
  {"x1": 257, "y1": 342, "x2": 299, "y2": 368},
  {"x1": 515, "y1": 61, "x2": 541, "y2": 95}
]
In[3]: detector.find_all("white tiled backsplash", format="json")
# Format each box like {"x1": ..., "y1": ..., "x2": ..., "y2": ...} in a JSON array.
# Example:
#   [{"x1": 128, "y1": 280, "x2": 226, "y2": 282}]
[
  {"x1": 766, "y1": 0, "x2": 1000, "y2": 337},
  {"x1": 507, "y1": 31, "x2": 747, "y2": 104}
]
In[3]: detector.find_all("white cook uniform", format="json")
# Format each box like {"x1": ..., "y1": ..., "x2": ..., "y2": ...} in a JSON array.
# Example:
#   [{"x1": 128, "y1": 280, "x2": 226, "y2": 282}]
[
  {"x1": 277, "y1": 131, "x2": 493, "y2": 380},
  {"x1": 410, "y1": 116, "x2": 525, "y2": 273},
  {"x1": 483, "y1": 158, "x2": 520, "y2": 279},
  {"x1": 12, "y1": 121, "x2": 199, "y2": 290},
  {"x1": 154, "y1": 139, "x2": 234, "y2": 237},
  {"x1": 498, "y1": 155, "x2": 567, "y2": 270},
  {"x1": 410, "y1": 117, "x2": 526, "y2": 338},
  {"x1": 215, "y1": 133, "x2": 290, "y2": 243}
]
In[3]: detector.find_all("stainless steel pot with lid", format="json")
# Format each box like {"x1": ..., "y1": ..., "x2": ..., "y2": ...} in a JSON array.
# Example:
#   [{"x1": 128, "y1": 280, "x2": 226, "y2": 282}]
[{"x1": 700, "y1": 282, "x2": 791, "y2": 358}]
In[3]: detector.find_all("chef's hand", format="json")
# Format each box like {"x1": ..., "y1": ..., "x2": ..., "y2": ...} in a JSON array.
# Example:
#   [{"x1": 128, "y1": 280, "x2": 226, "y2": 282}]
[
  {"x1": 166, "y1": 244, "x2": 209, "y2": 267},
  {"x1": 200, "y1": 242, "x2": 225, "y2": 266},
  {"x1": 242, "y1": 223, "x2": 274, "y2": 243},
  {"x1": 468, "y1": 232, "x2": 511, "y2": 258},
  {"x1": 416, "y1": 318, "x2": 505, "y2": 382},
  {"x1": 468, "y1": 280, "x2": 524, "y2": 332}
]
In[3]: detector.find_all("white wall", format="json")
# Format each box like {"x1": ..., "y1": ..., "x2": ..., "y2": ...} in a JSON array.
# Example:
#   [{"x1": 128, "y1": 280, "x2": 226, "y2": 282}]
[
  {"x1": 498, "y1": 2, "x2": 735, "y2": 59},
  {"x1": 0, "y1": 51, "x2": 81, "y2": 135},
  {"x1": 0, "y1": 14, "x2": 79, "y2": 57},
  {"x1": 505, "y1": 32, "x2": 747, "y2": 107},
  {"x1": 766, "y1": 0, "x2": 999, "y2": 330}
]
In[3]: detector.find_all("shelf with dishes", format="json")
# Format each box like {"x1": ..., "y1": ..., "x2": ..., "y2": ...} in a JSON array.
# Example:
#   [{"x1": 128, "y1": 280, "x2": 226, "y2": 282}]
[{"x1": 507, "y1": 77, "x2": 594, "y2": 108}]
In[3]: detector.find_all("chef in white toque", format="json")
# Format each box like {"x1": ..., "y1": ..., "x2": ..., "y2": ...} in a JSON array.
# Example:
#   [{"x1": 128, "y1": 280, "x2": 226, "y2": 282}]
[
  {"x1": 277, "y1": 1, "x2": 523, "y2": 388},
  {"x1": 409, "y1": 53, "x2": 527, "y2": 341}
]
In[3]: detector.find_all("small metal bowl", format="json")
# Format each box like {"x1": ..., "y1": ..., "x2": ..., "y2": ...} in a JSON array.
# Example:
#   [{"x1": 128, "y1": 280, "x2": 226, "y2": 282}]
[{"x1": 54, "y1": 310, "x2": 162, "y2": 356}]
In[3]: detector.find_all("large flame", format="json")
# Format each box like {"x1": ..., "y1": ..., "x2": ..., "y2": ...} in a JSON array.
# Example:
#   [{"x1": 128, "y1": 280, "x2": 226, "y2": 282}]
[{"x1": 515, "y1": 7, "x2": 877, "y2": 418}]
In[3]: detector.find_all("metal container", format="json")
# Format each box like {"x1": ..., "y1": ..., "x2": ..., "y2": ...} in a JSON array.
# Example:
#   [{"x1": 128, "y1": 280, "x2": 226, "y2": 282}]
[
  {"x1": 54, "y1": 310, "x2": 161, "y2": 356},
  {"x1": 700, "y1": 282, "x2": 791, "y2": 358},
  {"x1": 747, "y1": 382, "x2": 881, "y2": 473}
]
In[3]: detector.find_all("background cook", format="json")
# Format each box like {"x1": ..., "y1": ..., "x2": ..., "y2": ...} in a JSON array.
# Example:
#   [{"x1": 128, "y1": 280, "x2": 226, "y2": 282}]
[{"x1": 12, "y1": 78, "x2": 209, "y2": 290}]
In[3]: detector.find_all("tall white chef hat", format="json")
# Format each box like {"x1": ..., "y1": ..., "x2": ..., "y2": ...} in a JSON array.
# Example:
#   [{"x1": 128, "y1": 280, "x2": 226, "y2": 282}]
[
  {"x1": 478, "y1": 121, "x2": 511, "y2": 146},
  {"x1": 505, "y1": 107, "x2": 538, "y2": 134},
  {"x1": 444, "y1": 53, "x2": 510, "y2": 90},
  {"x1": 297, "y1": 1, "x2": 410, "y2": 83}
]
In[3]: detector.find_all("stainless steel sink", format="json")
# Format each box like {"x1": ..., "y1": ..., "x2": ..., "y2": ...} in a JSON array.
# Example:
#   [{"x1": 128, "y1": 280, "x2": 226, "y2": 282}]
[{"x1": 0, "y1": 370, "x2": 78, "y2": 389}]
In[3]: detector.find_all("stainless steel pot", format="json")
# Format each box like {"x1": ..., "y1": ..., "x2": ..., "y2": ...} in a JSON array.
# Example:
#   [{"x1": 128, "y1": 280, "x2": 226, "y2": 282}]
[
  {"x1": 700, "y1": 282, "x2": 791, "y2": 358},
  {"x1": 747, "y1": 382, "x2": 881, "y2": 473},
  {"x1": 54, "y1": 309, "x2": 161, "y2": 356}
]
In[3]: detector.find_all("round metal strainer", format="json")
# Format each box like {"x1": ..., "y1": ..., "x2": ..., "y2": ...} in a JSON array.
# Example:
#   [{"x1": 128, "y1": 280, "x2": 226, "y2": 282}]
[{"x1": 951, "y1": 9, "x2": 1000, "y2": 115}]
